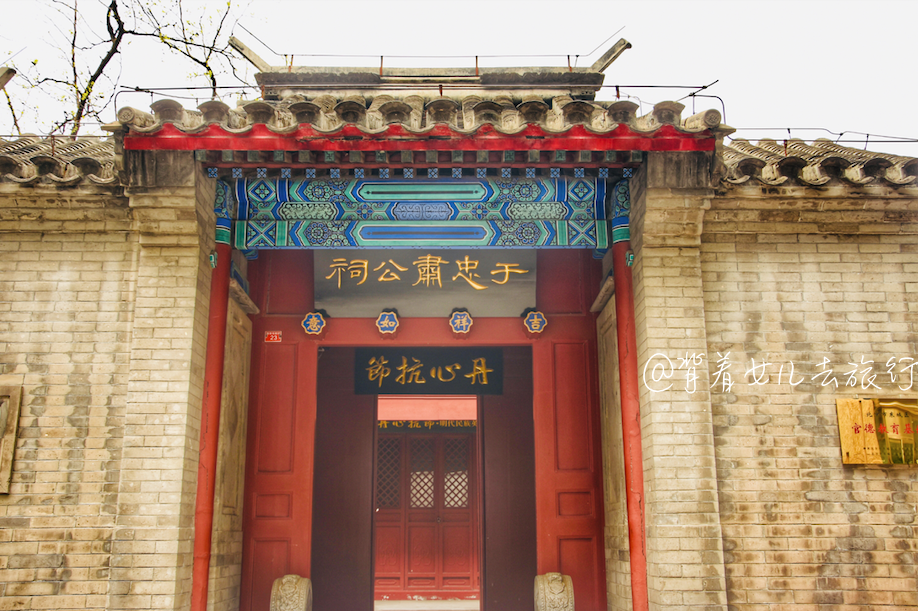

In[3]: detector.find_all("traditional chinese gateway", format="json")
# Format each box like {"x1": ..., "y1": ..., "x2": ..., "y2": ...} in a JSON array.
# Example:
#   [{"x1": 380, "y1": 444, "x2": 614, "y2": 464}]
[{"x1": 1, "y1": 37, "x2": 918, "y2": 611}]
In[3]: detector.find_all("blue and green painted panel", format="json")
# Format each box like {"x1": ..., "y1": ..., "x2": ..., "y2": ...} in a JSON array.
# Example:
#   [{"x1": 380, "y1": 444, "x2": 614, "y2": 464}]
[
  {"x1": 610, "y1": 179, "x2": 631, "y2": 244},
  {"x1": 218, "y1": 176, "x2": 624, "y2": 251},
  {"x1": 214, "y1": 180, "x2": 237, "y2": 245},
  {"x1": 234, "y1": 177, "x2": 606, "y2": 222},
  {"x1": 234, "y1": 219, "x2": 608, "y2": 250}
]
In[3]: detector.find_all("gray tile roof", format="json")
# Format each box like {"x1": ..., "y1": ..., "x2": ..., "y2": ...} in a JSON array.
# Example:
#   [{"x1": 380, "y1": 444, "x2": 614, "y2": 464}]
[
  {"x1": 724, "y1": 138, "x2": 917, "y2": 187},
  {"x1": 114, "y1": 95, "x2": 725, "y2": 137},
  {"x1": 0, "y1": 136, "x2": 115, "y2": 185},
  {"x1": 1, "y1": 111, "x2": 914, "y2": 189}
]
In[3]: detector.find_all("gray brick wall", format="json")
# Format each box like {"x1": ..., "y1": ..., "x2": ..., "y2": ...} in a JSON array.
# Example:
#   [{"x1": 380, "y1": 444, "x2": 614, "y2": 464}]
[
  {"x1": 0, "y1": 191, "x2": 134, "y2": 611},
  {"x1": 598, "y1": 156, "x2": 917, "y2": 610},
  {"x1": 0, "y1": 155, "x2": 220, "y2": 611},
  {"x1": 703, "y1": 211, "x2": 918, "y2": 610}
]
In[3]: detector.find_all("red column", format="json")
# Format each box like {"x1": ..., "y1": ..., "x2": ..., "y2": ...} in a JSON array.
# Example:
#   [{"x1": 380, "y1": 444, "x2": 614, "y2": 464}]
[
  {"x1": 612, "y1": 240, "x2": 649, "y2": 611},
  {"x1": 191, "y1": 242, "x2": 232, "y2": 611}
]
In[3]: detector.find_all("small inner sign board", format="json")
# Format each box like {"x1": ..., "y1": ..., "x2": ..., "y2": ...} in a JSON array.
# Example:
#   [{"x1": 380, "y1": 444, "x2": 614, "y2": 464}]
[
  {"x1": 316, "y1": 249, "x2": 536, "y2": 318},
  {"x1": 355, "y1": 347, "x2": 503, "y2": 395}
]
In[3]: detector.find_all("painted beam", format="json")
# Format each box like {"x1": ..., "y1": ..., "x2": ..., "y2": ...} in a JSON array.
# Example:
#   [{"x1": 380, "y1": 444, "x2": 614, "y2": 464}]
[
  {"x1": 233, "y1": 219, "x2": 608, "y2": 249},
  {"x1": 232, "y1": 176, "x2": 607, "y2": 223}
]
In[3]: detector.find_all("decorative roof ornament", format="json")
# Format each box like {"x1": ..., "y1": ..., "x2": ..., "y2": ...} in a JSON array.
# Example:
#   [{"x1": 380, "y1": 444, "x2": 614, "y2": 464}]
[{"x1": 0, "y1": 136, "x2": 116, "y2": 185}]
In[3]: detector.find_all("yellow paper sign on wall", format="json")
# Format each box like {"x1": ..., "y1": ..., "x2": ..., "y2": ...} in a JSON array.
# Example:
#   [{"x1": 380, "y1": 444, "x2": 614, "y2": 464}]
[{"x1": 836, "y1": 398, "x2": 918, "y2": 465}]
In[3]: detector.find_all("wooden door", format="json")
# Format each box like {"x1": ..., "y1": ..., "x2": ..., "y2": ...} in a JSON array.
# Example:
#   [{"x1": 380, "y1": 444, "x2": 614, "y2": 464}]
[
  {"x1": 311, "y1": 348, "x2": 376, "y2": 610},
  {"x1": 374, "y1": 432, "x2": 479, "y2": 599},
  {"x1": 239, "y1": 332, "x2": 317, "y2": 611}
]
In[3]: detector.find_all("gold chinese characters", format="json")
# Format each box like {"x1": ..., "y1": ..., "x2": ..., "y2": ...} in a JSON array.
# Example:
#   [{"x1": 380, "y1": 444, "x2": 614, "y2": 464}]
[
  {"x1": 378, "y1": 420, "x2": 477, "y2": 429},
  {"x1": 328, "y1": 254, "x2": 529, "y2": 290},
  {"x1": 366, "y1": 355, "x2": 492, "y2": 387}
]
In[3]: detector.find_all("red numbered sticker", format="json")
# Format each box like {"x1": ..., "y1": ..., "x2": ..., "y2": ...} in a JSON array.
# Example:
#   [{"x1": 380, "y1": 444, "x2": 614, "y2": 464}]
[{"x1": 265, "y1": 331, "x2": 282, "y2": 343}]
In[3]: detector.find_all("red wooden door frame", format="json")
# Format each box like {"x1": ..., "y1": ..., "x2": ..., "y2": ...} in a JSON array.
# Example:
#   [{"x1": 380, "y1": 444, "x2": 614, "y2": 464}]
[{"x1": 240, "y1": 250, "x2": 608, "y2": 611}]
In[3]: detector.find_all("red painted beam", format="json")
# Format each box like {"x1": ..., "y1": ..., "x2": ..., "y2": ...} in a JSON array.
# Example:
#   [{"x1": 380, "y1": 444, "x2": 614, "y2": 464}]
[
  {"x1": 611, "y1": 240, "x2": 650, "y2": 611},
  {"x1": 191, "y1": 242, "x2": 232, "y2": 611},
  {"x1": 123, "y1": 122, "x2": 715, "y2": 152}
]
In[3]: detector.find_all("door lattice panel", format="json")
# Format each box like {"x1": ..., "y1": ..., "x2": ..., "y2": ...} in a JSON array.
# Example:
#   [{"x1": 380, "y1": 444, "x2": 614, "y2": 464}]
[
  {"x1": 444, "y1": 437, "x2": 469, "y2": 508},
  {"x1": 376, "y1": 437, "x2": 402, "y2": 509},
  {"x1": 409, "y1": 437, "x2": 435, "y2": 508}
]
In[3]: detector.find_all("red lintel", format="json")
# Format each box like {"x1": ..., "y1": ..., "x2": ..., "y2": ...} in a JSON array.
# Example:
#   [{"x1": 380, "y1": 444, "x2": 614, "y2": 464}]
[{"x1": 123, "y1": 122, "x2": 715, "y2": 152}]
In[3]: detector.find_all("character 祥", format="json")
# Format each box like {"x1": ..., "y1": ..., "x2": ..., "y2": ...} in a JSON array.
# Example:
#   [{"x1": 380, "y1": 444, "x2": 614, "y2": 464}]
[{"x1": 449, "y1": 311, "x2": 473, "y2": 334}]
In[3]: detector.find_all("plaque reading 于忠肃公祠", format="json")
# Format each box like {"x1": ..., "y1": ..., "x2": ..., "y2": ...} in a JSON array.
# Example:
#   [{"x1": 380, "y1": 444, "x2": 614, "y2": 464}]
[
  {"x1": 355, "y1": 347, "x2": 503, "y2": 395},
  {"x1": 315, "y1": 250, "x2": 536, "y2": 318}
]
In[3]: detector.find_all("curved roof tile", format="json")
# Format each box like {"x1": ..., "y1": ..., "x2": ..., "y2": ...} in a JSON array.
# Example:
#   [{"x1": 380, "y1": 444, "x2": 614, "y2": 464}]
[
  {"x1": 723, "y1": 138, "x2": 917, "y2": 187},
  {"x1": 114, "y1": 94, "x2": 725, "y2": 138},
  {"x1": 4, "y1": 110, "x2": 913, "y2": 190},
  {"x1": 0, "y1": 136, "x2": 116, "y2": 185}
]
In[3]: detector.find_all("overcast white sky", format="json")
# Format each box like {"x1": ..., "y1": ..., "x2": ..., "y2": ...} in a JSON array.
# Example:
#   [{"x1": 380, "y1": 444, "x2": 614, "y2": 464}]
[{"x1": 2, "y1": 0, "x2": 916, "y2": 156}]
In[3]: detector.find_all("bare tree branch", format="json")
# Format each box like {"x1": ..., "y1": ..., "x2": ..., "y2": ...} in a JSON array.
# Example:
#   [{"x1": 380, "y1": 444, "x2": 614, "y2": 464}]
[
  {"x1": 4, "y1": 89, "x2": 21, "y2": 136},
  {"x1": 9, "y1": 0, "x2": 245, "y2": 136},
  {"x1": 131, "y1": 1, "x2": 236, "y2": 99},
  {"x1": 65, "y1": 0, "x2": 126, "y2": 135}
]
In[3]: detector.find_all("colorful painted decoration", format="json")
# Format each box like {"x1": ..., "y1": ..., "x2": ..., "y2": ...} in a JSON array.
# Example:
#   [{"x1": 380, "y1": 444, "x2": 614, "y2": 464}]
[
  {"x1": 376, "y1": 310, "x2": 400, "y2": 335},
  {"x1": 610, "y1": 179, "x2": 631, "y2": 244},
  {"x1": 449, "y1": 310, "x2": 474, "y2": 335},
  {"x1": 234, "y1": 219, "x2": 607, "y2": 249},
  {"x1": 228, "y1": 175, "x2": 610, "y2": 250},
  {"x1": 301, "y1": 311, "x2": 327, "y2": 336},
  {"x1": 523, "y1": 310, "x2": 548, "y2": 335},
  {"x1": 234, "y1": 176, "x2": 606, "y2": 222}
]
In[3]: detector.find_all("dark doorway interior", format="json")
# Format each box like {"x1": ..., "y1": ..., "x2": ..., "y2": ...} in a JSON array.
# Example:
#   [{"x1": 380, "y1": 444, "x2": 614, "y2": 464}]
[{"x1": 480, "y1": 346, "x2": 537, "y2": 611}]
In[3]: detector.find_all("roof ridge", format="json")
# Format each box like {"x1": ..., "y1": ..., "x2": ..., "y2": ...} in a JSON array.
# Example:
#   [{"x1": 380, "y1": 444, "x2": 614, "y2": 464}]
[{"x1": 110, "y1": 94, "x2": 729, "y2": 139}]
